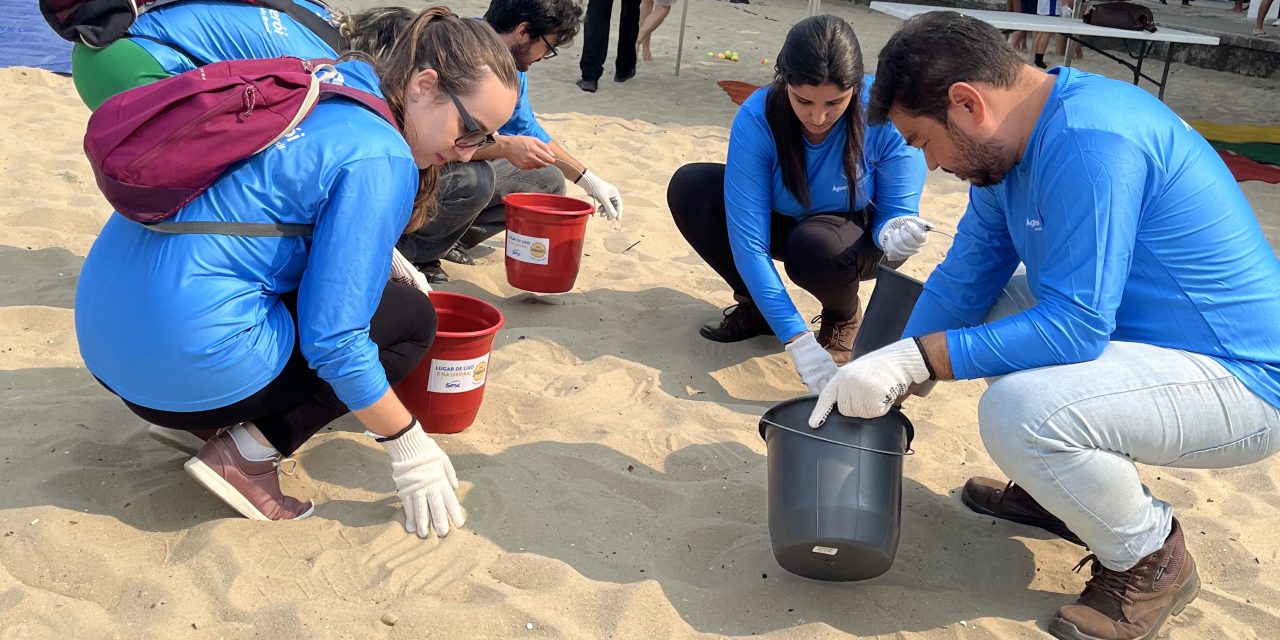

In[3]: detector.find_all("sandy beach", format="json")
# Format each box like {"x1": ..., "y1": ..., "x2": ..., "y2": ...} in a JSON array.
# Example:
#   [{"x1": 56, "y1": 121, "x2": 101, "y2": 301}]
[{"x1": 1, "y1": 0, "x2": 1278, "y2": 637}]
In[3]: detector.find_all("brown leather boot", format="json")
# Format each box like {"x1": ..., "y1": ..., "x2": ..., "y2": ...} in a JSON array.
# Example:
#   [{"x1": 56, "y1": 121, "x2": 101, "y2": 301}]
[
  {"x1": 1049, "y1": 519, "x2": 1200, "y2": 640},
  {"x1": 184, "y1": 429, "x2": 314, "y2": 521},
  {"x1": 961, "y1": 477, "x2": 1085, "y2": 546},
  {"x1": 814, "y1": 304, "x2": 862, "y2": 364}
]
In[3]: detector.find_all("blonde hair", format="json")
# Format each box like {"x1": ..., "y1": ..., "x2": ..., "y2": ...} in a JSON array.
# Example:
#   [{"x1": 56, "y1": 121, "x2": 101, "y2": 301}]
[{"x1": 378, "y1": 6, "x2": 519, "y2": 234}]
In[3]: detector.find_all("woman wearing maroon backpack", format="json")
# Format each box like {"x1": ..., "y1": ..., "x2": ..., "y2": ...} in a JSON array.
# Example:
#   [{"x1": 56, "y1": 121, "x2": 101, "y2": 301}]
[{"x1": 75, "y1": 7, "x2": 517, "y2": 539}]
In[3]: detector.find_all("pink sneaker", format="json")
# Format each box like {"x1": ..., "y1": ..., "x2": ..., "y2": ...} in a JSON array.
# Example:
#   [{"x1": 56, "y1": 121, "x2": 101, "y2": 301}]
[{"x1": 183, "y1": 430, "x2": 314, "y2": 521}]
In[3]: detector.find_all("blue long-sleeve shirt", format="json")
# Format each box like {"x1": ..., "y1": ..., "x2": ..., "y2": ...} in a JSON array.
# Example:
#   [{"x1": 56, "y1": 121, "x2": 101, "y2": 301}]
[
  {"x1": 75, "y1": 61, "x2": 419, "y2": 412},
  {"x1": 904, "y1": 67, "x2": 1280, "y2": 409},
  {"x1": 129, "y1": 0, "x2": 336, "y2": 73},
  {"x1": 499, "y1": 71, "x2": 553, "y2": 143},
  {"x1": 725, "y1": 78, "x2": 926, "y2": 342}
]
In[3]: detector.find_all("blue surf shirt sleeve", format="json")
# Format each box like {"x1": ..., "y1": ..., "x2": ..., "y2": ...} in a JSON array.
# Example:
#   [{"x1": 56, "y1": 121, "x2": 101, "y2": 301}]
[
  {"x1": 724, "y1": 104, "x2": 808, "y2": 343},
  {"x1": 946, "y1": 131, "x2": 1145, "y2": 380},
  {"x1": 903, "y1": 186, "x2": 1020, "y2": 337},
  {"x1": 865, "y1": 124, "x2": 927, "y2": 245},
  {"x1": 297, "y1": 155, "x2": 418, "y2": 411},
  {"x1": 498, "y1": 72, "x2": 552, "y2": 143}
]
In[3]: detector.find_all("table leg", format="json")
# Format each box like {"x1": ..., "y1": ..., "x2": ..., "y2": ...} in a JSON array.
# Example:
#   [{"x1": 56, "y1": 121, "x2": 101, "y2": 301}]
[
  {"x1": 1157, "y1": 42, "x2": 1175, "y2": 101},
  {"x1": 1132, "y1": 42, "x2": 1147, "y2": 84},
  {"x1": 674, "y1": 0, "x2": 691, "y2": 77}
]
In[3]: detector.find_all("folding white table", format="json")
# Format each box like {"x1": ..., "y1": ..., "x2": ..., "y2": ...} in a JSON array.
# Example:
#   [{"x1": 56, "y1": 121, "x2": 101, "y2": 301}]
[{"x1": 868, "y1": 1, "x2": 1220, "y2": 101}]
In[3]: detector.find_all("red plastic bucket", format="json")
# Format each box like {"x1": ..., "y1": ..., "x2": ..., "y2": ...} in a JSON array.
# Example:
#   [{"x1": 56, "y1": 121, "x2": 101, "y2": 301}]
[
  {"x1": 503, "y1": 193, "x2": 595, "y2": 293},
  {"x1": 393, "y1": 291, "x2": 505, "y2": 434}
]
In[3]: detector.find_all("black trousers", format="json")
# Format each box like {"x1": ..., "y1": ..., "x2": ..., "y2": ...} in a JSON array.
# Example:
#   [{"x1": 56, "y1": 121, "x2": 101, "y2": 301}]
[
  {"x1": 668, "y1": 162, "x2": 883, "y2": 321},
  {"x1": 579, "y1": 0, "x2": 640, "y2": 82},
  {"x1": 113, "y1": 282, "x2": 436, "y2": 456}
]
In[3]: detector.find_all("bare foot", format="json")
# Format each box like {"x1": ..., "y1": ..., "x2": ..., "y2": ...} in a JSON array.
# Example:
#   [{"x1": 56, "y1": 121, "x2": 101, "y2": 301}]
[
  {"x1": 641, "y1": 37, "x2": 653, "y2": 62},
  {"x1": 1253, "y1": 28, "x2": 1266, "y2": 36}
]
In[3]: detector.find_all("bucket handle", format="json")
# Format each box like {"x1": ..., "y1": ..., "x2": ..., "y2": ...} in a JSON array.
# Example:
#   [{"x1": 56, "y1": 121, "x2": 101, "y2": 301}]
[{"x1": 759, "y1": 417, "x2": 915, "y2": 457}]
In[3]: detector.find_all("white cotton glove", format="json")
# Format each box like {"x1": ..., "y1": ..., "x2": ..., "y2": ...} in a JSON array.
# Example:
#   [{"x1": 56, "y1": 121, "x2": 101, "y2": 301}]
[
  {"x1": 577, "y1": 169, "x2": 623, "y2": 221},
  {"x1": 390, "y1": 248, "x2": 432, "y2": 292},
  {"x1": 785, "y1": 332, "x2": 839, "y2": 394},
  {"x1": 379, "y1": 423, "x2": 465, "y2": 538},
  {"x1": 807, "y1": 338, "x2": 932, "y2": 427},
  {"x1": 877, "y1": 217, "x2": 933, "y2": 262}
]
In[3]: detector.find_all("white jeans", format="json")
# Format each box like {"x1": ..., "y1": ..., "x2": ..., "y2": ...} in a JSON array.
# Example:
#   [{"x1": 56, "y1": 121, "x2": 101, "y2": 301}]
[{"x1": 977, "y1": 275, "x2": 1280, "y2": 570}]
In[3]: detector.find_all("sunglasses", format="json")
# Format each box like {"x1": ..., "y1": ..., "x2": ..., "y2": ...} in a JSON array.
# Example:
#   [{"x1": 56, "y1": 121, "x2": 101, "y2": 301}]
[
  {"x1": 539, "y1": 35, "x2": 559, "y2": 61},
  {"x1": 445, "y1": 89, "x2": 496, "y2": 149}
]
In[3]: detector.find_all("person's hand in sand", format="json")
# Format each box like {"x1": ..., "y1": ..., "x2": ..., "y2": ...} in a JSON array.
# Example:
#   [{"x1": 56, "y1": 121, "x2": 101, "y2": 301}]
[
  {"x1": 379, "y1": 422, "x2": 465, "y2": 538},
  {"x1": 577, "y1": 169, "x2": 624, "y2": 220}
]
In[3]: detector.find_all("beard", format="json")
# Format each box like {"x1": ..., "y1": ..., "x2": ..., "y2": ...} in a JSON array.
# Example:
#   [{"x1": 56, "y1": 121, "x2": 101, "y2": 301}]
[
  {"x1": 947, "y1": 124, "x2": 1018, "y2": 187},
  {"x1": 510, "y1": 42, "x2": 535, "y2": 72}
]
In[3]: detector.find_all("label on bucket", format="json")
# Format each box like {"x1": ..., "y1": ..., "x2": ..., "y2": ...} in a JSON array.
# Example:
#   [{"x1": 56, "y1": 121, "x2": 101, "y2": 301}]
[
  {"x1": 507, "y1": 230, "x2": 550, "y2": 265},
  {"x1": 426, "y1": 354, "x2": 491, "y2": 394},
  {"x1": 812, "y1": 546, "x2": 839, "y2": 556}
]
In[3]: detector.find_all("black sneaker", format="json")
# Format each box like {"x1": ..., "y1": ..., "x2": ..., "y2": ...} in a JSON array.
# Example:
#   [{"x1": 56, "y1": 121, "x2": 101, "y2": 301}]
[
  {"x1": 442, "y1": 243, "x2": 474, "y2": 265},
  {"x1": 418, "y1": 260, "x2": 449, "y2": 284},
  {"x1": 614, "y1": 69, "x2": 636, "y2": 83},
  {"x1": 699, "y1": 301, "x2": 772, "y2": 343},
  {"x1": 576, "y1": 79, "x2": 598, "y2": 93}
]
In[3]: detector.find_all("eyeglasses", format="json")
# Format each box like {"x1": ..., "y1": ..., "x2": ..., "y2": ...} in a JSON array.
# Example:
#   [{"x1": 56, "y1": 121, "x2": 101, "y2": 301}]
[
  {"x1": 539, "y1": 35, "x2": 558, "y2": 61},
  {"x1": 445, "y1": 89, "x2": 495, "y2": 149}
]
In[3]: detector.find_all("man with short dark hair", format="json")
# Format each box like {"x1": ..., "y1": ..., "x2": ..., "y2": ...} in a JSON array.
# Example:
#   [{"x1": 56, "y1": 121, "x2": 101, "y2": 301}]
[
  {"x1": 809, "y1": 12, "x2": 1280, "y2": 640},
  {"x1": 399, "y1": 0, "x2": 625, "y2": 282}
]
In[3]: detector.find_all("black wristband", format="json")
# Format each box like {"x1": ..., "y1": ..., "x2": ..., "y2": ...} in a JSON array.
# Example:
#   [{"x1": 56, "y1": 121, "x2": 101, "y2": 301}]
[
  {"x1": 574, "y1": 167, "x2": 586, "y2": 185},
  {"x1": 375, "y1": 418, "x2": 419, "y2": 443},
  {"x1": 912, "y1": 336, "x2": 938, "y2": 381}
]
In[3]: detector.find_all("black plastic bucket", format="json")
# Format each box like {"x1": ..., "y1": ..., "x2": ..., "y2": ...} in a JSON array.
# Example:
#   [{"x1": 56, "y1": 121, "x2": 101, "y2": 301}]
[
  {"x1": 758, "y1": 397, "x2": 915, "y2": 581},
  {"x1": 851, "y1": 265, "x2": 926, "y2": 360}
]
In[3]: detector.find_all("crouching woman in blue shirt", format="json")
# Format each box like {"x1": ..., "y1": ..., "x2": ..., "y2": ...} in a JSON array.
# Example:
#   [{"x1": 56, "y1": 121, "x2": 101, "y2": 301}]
[
  {"x1": 667, "y1": 15, "x2": 928, "y2": 394},
  {"x1": 75, "y1": 8, "x2": 518, "y2": 539}
]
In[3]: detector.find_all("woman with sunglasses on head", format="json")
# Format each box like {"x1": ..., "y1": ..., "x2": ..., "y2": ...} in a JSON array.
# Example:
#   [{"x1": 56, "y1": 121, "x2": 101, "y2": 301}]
[
  {"x1": 74, "y1": 7, "x2": 518, "y2": 539},
  {"x1": 667, "y1": 15, "x2": 929, "y2": 395}
]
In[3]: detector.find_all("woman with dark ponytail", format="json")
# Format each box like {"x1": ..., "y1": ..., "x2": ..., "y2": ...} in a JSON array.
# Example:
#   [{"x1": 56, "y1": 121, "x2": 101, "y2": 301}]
[
  {"x1": 667, "y1": 15, "x2": 929, "y2": 394},
  {"x1": 76, "y1": 7, "x2": 518, "y2": 539}
]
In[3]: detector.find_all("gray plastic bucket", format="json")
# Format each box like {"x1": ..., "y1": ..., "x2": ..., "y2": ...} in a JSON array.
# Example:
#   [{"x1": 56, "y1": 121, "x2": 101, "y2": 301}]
[
  {"x1": 850, "y1": 265, "x2": 926, "y2": 360},
  {"x1": 758, "y1": 397, "x2": 915, "y2": 581}
]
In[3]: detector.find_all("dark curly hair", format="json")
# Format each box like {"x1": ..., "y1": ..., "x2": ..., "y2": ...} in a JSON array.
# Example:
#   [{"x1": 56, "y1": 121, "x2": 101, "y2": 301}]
[
  {"x1": 483, "y1": 0, "x2": 583, "y2": 47},
  {"x1": 869, "y1": 11, "x2": 1023, "y2": 125}
]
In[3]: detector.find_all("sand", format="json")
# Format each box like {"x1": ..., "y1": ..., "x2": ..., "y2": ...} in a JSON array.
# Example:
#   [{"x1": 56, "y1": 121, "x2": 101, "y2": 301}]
[{"x1": 1, "y1": 0, "x2": 1278, "y2": 637}]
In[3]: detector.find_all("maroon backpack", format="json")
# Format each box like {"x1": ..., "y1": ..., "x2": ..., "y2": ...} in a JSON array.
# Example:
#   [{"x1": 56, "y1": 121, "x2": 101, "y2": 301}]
[{"x1": 84, "y1": 57, "x2": 398, "y2": 236}]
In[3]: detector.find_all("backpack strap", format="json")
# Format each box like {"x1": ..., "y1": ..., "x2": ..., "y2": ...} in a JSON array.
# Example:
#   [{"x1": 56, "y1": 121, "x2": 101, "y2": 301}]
[
  {"x1": 142, "y1": 221, "x2": 313, "y2": 235},
  {"x1": 256, "y1": 0, "x2": 348, "y2": 54},
  {"x1": 320, "y1": 83, "x2": 398, "y2": 129}
]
